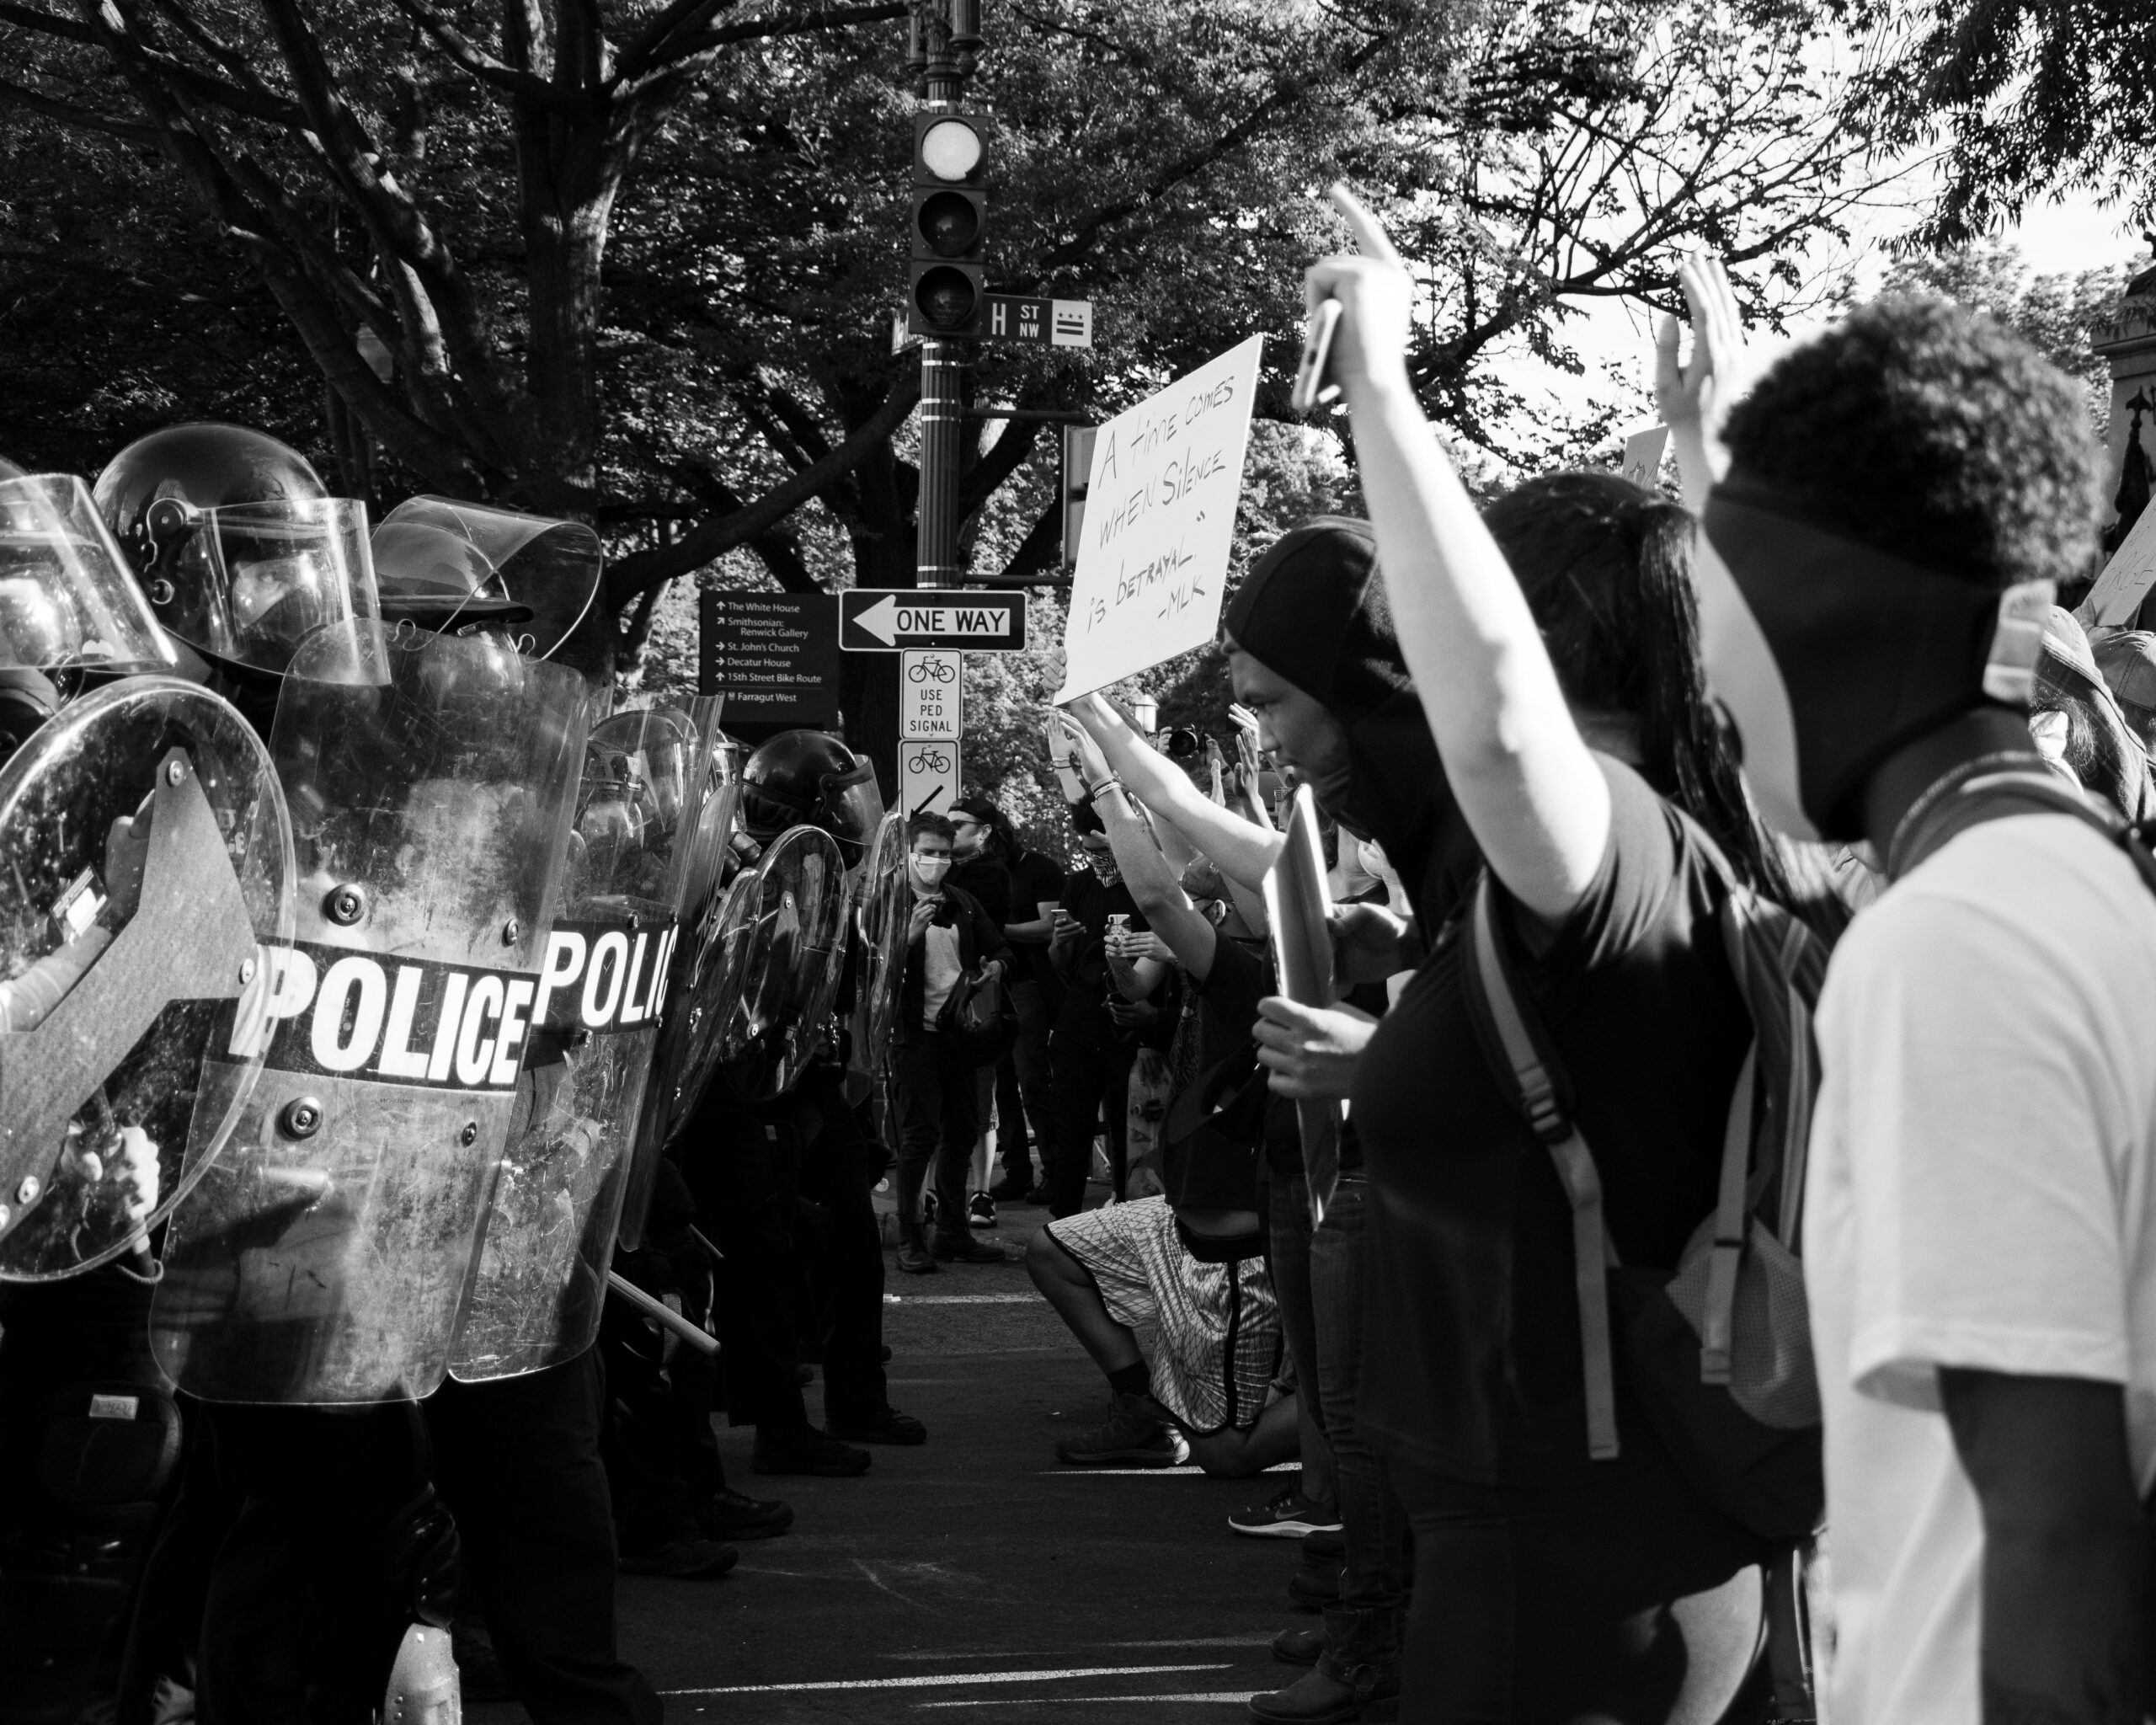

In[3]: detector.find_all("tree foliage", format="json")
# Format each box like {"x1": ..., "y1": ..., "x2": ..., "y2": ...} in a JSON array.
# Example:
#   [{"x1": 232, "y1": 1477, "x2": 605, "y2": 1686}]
[{"x1": 1848, "y1": 0, "x2": 2156, "y2": 245}]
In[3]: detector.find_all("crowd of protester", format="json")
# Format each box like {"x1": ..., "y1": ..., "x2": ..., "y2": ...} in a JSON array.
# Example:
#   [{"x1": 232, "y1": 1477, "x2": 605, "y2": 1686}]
[{"x1": 8, "y1": 168, "x2": 2156, "y2": 1725}]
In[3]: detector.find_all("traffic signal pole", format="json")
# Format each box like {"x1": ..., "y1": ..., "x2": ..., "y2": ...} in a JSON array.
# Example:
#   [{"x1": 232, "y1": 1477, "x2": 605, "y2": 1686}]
[{"x1": 911, "y1": 1, "x2": 978, "y2": 591}]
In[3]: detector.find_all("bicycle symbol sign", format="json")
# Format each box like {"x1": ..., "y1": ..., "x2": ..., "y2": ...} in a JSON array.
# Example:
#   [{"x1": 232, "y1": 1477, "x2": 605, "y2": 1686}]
[
  {"x1": 900, "y1": 650, "x2": 963, "y2": 741},
  {"x1": 899, "y1": 739, "x2": 961, "y2": 818}
]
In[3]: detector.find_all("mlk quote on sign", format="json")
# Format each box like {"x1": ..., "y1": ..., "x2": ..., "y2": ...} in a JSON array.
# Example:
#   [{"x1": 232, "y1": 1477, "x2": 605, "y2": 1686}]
[{"x1": 1054, "y1": 335, "x2": 1262, "y2": 702}]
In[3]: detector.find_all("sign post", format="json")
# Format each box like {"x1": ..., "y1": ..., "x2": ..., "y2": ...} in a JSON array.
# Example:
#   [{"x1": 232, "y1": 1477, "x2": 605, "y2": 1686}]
[{"x1": 899, "y1": 739, "x2": 962, "y2": 819}]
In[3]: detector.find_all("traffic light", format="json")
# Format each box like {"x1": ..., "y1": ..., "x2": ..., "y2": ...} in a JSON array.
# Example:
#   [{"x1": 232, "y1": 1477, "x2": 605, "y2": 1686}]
[{"x1": 909, "y1": 110, "x2": 990, "y2": 338}]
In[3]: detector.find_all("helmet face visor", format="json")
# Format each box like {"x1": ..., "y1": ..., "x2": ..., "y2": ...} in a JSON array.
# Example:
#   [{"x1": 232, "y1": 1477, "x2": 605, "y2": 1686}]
[
  {"x1": 149, "y1": 496, "x2": 377, "y2": 676},
  {"x1": 824, "y1": 765, "x2": 884, "y2": 860},
  {"x1": 371, "y1": 497, "x2": 599, "y2": 657},
  {"x1": 0, "y1": 476, "x2": 176, "y2": 676}
]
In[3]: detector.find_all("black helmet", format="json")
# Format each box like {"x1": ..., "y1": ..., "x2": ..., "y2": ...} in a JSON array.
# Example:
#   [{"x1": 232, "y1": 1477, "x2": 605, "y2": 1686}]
[
  {"x1": 93, "y1": 424, "x2": 377, "y2": 678},
  {"x1": 371, "y1": 498, "x2": 600, "y2": 657},
  {"x1": 739, "y1": 729, "x2": 883, "y2": 861}
]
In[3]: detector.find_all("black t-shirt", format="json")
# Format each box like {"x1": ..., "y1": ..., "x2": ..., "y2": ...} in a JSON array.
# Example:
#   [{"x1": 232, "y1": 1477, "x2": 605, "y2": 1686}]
[
  {"x1": 1006, "y1": 847, "x2": 1067, "y2": 987},
  {"x1": 1056, "y1": 867, "x2": 1144, "y2": 1004},
  {"x1": 1352, "y1": 758, "x2": 1749, "y2": 1485},
  {"x1": 951, "y1": 854, "x2": 1011, "y2": 926}
]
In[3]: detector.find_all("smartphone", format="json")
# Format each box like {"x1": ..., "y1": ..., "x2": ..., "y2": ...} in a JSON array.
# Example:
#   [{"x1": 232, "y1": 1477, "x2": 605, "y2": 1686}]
[{"x1": 1291, "y1": 299, "x2": 1343, "y2": 413}]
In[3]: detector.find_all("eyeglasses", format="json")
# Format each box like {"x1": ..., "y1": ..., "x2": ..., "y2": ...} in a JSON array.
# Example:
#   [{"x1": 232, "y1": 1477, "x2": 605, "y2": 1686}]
[{"x1": 951, "y1": 818, "x2": 983, "y2": 830}]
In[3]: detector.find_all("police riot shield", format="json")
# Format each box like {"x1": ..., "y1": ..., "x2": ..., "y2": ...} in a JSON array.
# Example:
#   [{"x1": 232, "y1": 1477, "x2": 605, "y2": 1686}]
[
  {"x1": 450, "y1": 698, "x2": 721, "y2": 1379},
  {"x1": 850, "y1": 809, "x2": 909, "y2": 1071},
  {"x1": 718, "y1": 825, "x2": 849, "y2": 1103},
  {"x1": 150, "y1": 622, "x2": 587, "y2": 1403},
  {"x1": 0, "y1": 677, "x2": 292, "y2": 1281}
]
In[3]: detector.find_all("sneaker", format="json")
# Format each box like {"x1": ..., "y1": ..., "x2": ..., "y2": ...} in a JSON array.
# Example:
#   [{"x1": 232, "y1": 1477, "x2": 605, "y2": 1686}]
[
  {"x1": 968, "y1": 1190, "x2": 996, "y2": 1229},
  {"x1": 898, "y1": 1236, "x2": 938, "y2": 1274},
  {"x1": 1230, "y1": 1487, "x2": 1342, "y2": 1540},
  {"x1": 750, "y1": 1429, "x2": 873, "y2": 1477},
  {"x1": 931, "y1": 1232, "x2": 1008, "y2": 1264},
  {"x1": 1023, "y1": 1184, "x2": 1052, "y2": 1204},
  {"x1": 1054, "y1": 1391, "x2": 1190, "y2": 1468},
  {"x1": 1287, "y1": 1563, "x2": 1344, "y2": 1612},
  {"x1": 1271, "y1": 1625, "x2": 1326, "y2": 1667},
  {"x1": 827, "y1": 1404, "x2": 928, "y2": 1445},
  {"x1": 695, "y1": 1487, "x2": 793, "y2": 1542},
  {"x1": 617, "y1": 1531, "x2": 739, "y2": 1578},
  {"x1": 988, "y1": 1175, "x2": 1033, "y2": 1202}
]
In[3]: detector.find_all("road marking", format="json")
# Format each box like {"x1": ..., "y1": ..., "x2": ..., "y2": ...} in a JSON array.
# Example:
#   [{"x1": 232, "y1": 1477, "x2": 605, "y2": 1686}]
[
  {"x1": 883, "y1": 1640, "x2": 1270, "y2": 1660},
  {"x1": 879, "y1": 1294, "x2": 1038, "y2": 1311},
  {"x1": 915, "y1": 1694, "x2": 1256, "y2": 1708},
  {"x1": 1036, "y1": 1462, "x2": 1299, "y2": 1477},
  {"x1": 662, "y1": 1664, "x2": 1228, "y2": 1696}
]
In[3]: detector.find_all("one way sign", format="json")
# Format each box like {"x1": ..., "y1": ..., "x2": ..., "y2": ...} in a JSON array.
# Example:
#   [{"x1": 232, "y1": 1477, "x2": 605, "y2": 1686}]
[{"x1": 838, "y1": 590, "x2": 1027, "y2": 653}]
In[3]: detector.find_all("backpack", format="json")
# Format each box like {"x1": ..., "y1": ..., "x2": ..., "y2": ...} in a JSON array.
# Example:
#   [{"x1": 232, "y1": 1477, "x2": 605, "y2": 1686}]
[{"x1": 1459, "y1": 814, "x2": 1829, "y2": 1542}]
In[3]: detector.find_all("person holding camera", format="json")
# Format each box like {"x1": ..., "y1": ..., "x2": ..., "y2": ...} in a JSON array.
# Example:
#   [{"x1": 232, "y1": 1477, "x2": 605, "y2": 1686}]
[{"x1": 889, "y1": 813, "x2": 1015, "y2": 1273}]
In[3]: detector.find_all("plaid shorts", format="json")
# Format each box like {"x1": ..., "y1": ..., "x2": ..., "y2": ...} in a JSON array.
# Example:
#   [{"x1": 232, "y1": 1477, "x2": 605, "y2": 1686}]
[{"x1": 1047, "y1": 1196, "x2": 1280, "y2": 1434}]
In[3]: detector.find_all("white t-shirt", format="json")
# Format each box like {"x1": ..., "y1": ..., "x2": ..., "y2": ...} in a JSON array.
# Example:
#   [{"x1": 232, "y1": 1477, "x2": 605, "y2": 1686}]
[
  {"x1": 919, "y1": 907, "x2": 963, "y2": 1028},
  {"x1": 1805, "y1": 814, "x2": 2156, "y2": 1725}
]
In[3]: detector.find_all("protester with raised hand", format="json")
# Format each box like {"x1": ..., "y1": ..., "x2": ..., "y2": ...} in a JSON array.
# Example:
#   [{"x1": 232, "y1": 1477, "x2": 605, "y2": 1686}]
[
  {"x1": 1665, "y1": 253, "x2": 2156, "y2": 1725},
  {"x1": 1306, "y1": 185, "x2": 1791, "y2": 1721}
]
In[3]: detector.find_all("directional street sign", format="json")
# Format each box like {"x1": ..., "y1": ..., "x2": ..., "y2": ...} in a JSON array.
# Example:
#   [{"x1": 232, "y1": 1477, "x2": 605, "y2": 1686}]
[
  {"x1": 838, "y1": 590, "x2": 1027, "y2": 653},
  {"x1": 899, "y1": 740, "x2": 962, "y2": 818},
  {"x1": 901, "y1": 650, "x2": 963, "y2": 740},
  {"x1": 981, "y1": 295, "x2": 1092, "y2": 350}
]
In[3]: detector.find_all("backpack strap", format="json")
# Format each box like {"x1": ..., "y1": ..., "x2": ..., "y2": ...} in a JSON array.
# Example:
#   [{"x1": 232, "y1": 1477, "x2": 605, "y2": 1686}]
[
  {"x1": 1699, "y1": 1044, "x2": 1757, "y2": 1387},
  {"x1": 1465, "y1": 877, "x2": 1621, "y2": 1461}
]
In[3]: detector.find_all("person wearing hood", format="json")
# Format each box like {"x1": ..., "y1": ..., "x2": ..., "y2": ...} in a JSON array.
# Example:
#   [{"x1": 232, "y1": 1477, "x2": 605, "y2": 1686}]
[{"x1": 1297, "y1": 187, "x2": 1812, "y2": 1722}]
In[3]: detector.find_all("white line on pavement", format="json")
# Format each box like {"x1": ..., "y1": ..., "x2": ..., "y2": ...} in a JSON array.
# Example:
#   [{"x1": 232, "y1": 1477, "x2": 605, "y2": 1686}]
[
  {"x1": 883, "y1": 1293, "x2": 1041, "y2": 1305},
  {"x1": 915, "y1": 1694, "x2": 1256, "y2": 1708},
  {"x1": 882, "y1": 1640, "x2": 1271, "y2": 1659},
  {"x1": 662, "y1": 1664, "x2": 1228, "y2": 1696},
  {"x1": 1035, "y1": 1462, "x2": 1299, "y2": 1477}
]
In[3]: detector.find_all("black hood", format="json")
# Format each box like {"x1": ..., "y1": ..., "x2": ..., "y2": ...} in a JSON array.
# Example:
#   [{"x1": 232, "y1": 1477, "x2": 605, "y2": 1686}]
[{"x1": 1224, "y1": 517, "x2": 1480, "y2": 935}]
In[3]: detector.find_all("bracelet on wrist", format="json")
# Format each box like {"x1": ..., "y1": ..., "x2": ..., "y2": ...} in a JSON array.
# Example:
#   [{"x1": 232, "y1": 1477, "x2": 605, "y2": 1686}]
[{"x1": 1086, "y1": 776, "x2": 1123, "y2": 802}]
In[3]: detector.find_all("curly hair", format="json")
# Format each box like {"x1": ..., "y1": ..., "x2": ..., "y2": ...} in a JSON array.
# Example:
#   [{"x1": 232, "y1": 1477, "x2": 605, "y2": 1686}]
[{"x1": 1721, "y1": 294, "x2": 2105, "y2": 590}]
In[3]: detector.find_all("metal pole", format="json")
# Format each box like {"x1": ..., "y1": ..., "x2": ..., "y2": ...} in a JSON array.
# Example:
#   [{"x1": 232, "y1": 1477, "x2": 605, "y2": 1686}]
[{"x1": 916, "y1": 3, "x2": 966, "y2": 591}]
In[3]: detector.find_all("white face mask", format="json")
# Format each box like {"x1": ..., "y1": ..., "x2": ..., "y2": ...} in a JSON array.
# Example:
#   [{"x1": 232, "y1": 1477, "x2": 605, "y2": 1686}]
[{"x1": 910, "y1": 852, "x2": 952, "y2": 889}]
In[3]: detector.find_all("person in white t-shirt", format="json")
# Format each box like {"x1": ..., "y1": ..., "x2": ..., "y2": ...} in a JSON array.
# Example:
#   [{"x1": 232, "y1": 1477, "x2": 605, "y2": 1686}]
[{"x1": 1661, "y1": 272, "x2": 2151, "y2": 1722}]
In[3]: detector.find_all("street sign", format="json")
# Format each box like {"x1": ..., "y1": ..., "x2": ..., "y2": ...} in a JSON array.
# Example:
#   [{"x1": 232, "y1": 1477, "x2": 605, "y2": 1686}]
[
  {"x1": 839, "y1": 589, "x2": 1026, "y2": 653},
  {"x1": 900, "y1": 650, "x2": 963, "y2": 740},
  {"x1": 981, "y1": 295, "x2": 1093, "y2": 350},
  {"x1": 699, "y1": 590, "x2": 841, "y2": 723},
  {"x1": 899, "y1": 740, "x2": 961, "y2": 818}
]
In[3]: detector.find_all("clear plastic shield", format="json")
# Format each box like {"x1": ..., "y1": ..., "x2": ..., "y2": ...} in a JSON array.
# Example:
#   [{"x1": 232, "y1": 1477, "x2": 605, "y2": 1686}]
[
  {"x1": 150, "y1": 622, "x2": 587, "y2": 1403},
  {"x1": 718, "y1": 826, "x2": 849, "y2": 1103},
  {"x1": 0, "y1": 477, "x2": 177, "y2": 677},
  {"x1": 372, "y1": 499, "x2": 600, "y2": 660},
  {"x1": 0, "y1": 677, "x2": 292, "y2": 1281},
  {"x1": 850, "y1": 809, "x2": 910, "y2": 1071},
  {"x1": 144, "y1": 497, "x2": 377, "y2": 678},
  {"x1": 450, "y1": 698, "x2": 721, "y2": 1379}
]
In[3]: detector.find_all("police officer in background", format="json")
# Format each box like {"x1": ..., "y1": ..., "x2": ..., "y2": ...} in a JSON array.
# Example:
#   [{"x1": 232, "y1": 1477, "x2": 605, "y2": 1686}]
[{"x1": 676, "y1": 731, "x2": 926, "y2": 1481}]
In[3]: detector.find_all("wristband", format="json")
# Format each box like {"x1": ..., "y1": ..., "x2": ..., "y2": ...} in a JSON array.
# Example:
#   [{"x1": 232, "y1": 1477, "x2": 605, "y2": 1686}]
[{"x1": 1086, "y1": 776, "x2": 1123, "y2": 804}]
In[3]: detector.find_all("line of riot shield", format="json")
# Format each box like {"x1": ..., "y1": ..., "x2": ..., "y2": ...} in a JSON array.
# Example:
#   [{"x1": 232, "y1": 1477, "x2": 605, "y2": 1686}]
[
  {"x1": 449, "y1": 697, "x2": 723, "y2": 1381},
  {"x1": 150, "y1": 620, "x2": 588, "y2": 1404},
  {"x1": 0, "y1": 676, "x2": 293, "y2": 1281},
  {"x1": 718, "y1": 825, "x2": 851, "y2": 1103}
]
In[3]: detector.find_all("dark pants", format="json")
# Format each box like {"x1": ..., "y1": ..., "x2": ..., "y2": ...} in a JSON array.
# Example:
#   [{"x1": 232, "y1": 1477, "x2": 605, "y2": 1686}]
[
  {"x1": 792, "y1": 1065, "x2": 890, "y2": 1427},
  {"x1": 891, "y1": 1030, "x2": 980, "y2": 1244},
  {"x1": 119, "y1": 1397, "x2": 234, "y2": 1725},
  {"x1": 1393, "y1": 1443, "x2": 1765, "y2": 1722},
  {"x1": 1264, "y1": 1167, "x2": 1335, "y2": 1516},
  {"x1": 1045, "y1": 1014, "x2": 1134, "y2": 1217},
  {"x1": 994, "y1": 977, "x2": 1055, "y2": 1186},
  {"x1": 1308, "y1": 1176, "x2": 1407, "y2": 1677},
  {"x1": 430, "y1": 1354, "x2": 663, "y2": 1725},
  {"x1": 679, "y1": 1097, "x2": 809, "y2": 1434}
]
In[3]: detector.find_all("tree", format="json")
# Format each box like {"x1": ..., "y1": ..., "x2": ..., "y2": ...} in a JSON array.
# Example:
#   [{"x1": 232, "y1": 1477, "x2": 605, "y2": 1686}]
[{"x1": 1846, "y1": 0, "x2": 2156, "y2": 246}]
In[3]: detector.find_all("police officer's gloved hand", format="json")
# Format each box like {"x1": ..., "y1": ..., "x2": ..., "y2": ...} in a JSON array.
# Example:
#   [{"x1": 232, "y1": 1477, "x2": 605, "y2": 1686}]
[{"x1": 383, "y1": 1482, "x2": 461, "y2": 1630}]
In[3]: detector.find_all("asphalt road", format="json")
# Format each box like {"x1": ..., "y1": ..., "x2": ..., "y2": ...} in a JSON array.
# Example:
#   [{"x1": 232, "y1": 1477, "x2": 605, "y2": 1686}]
[{"x1": 472, "y1": 1201, "x2": 1310, "y2": 1725}]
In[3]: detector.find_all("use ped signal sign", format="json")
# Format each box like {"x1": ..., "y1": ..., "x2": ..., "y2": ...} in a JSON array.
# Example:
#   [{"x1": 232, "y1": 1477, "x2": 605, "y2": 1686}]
[{"x1": 838, "y1": 590, "x2": 1026, "y2": 653}]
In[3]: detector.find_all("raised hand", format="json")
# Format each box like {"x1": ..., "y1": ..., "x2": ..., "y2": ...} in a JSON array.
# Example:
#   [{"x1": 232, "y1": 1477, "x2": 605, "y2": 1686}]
[
  {"x1": 1654, "y1": 254, "x2": 1753, "y2": 508},
  {"x1": 1302, "y1": 184, "x2": 1417, "y2": 403}
]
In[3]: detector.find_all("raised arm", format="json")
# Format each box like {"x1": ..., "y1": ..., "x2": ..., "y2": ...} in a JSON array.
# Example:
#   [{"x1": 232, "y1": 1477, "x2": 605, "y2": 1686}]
[
  {"x1": 1064, "y1": 693, "x2": 1283, "y2": 891},
  {"x1": 1059, "y1": 713, "x2": 1219, "y2": 981},
  {"x1": 1310, "y1": 187, "x2": 1608, "y2": 925},
  {"x1": 1655, "y1": 254, "x2": 1752, "y2": 516}
]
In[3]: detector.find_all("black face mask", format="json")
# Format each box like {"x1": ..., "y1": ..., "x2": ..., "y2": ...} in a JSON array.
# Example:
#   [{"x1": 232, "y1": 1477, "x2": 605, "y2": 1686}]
[{"x1": 1698, "y1": 484, "x2": 2052, "y2": 841}]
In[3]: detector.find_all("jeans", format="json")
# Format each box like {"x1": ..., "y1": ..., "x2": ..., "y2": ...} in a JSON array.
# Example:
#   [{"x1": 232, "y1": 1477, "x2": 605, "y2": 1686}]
[
  {"x1": 1045, "y1": 1014, "x2": 1134, "y2": 1217},
  {"x1": 995, "y1": 977, "x2": 1055, "y2": 1183},
  {"x1": 891, "y1": 1030, "x2": 981, "y2": 1242},
  {"x1": 1392, "y1": 1442, "x2": 1766, "y2": 1722},
  {"x1": 1264, "y1": 1167, "x2": 1336, "y2": 1516},
  {"x1": 1308, "y1": 1176, "x2": 1406, "y2": 1676}
]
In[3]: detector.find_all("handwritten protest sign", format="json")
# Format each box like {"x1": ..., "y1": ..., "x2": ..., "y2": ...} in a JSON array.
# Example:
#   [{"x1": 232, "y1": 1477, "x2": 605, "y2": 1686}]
[
  {"x1": 1620, "y1": 424, "x2": 1670, "y2": 490},
  {"x1": 2079, "y1": 504, "x2": 2156, "y2": 628},
  {"x1": 1053, "y1": 335, "x2": 1263, "y2": 702}
]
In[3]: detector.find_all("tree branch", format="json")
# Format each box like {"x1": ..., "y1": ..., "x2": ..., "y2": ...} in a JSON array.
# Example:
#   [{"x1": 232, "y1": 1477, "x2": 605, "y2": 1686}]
[{"x1": 385, "y1": 0, "x2": 570, "y2": 104}]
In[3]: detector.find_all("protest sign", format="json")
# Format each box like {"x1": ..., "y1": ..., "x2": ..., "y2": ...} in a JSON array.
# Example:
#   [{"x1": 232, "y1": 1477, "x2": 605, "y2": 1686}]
[
  {"x1": 1052, "y1": 335, "x2": 1263, "y2": 702},
  {"x1": 2079, "y1": 505, "x2": 2156, "y2": 628},
  {"x1": 1620, "y1": 424, "x2": 1670, "y2": 490}
]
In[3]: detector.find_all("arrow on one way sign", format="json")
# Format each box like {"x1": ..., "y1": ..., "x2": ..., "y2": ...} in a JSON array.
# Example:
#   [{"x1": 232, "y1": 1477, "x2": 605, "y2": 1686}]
[{"x1": 838, "y1": 590, "x2": 1027, "y2": 653}]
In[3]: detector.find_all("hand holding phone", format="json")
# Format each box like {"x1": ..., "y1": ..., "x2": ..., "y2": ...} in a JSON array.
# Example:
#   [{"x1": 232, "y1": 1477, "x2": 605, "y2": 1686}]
[{"x1": 1291, "y1": 299, "x2": 1343, "y2": 413}]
